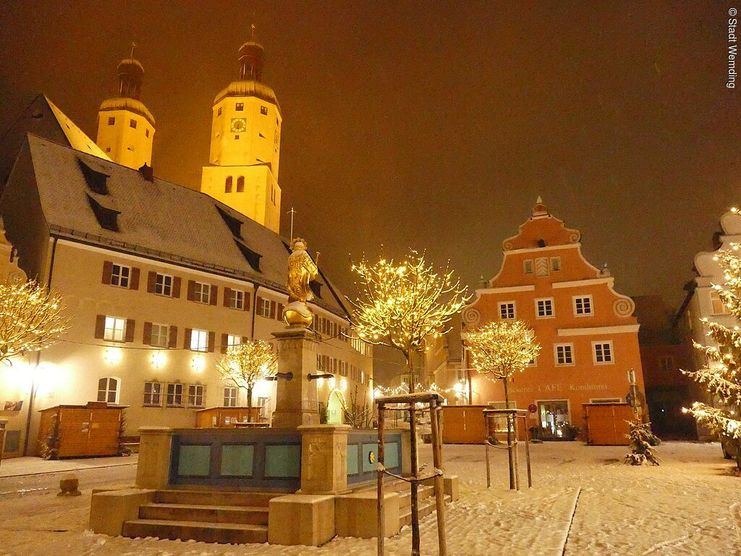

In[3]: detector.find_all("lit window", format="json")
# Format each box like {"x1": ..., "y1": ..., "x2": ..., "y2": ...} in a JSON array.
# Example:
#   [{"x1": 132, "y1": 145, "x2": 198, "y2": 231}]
[
  {"x1": 190, "y1": 329, "x2": 208, "y2": 352},
  {"x1": 228, "y1": 289, "x2": 245, "y2": 310},
  {"x1": 658, "y1": 355, "x2": 674, "y2": 372},
  {"x1": 144, "y1": 381, "x2": 162, "y2": 406},
  {"x1": 550, "y1": 257, "x2": 561, "y2": 272},
  {"x1": 710, "y1": 291, "x2": 729, "y2": 314},
  {"x1": 235, "y1": 102, "x2": 244, "y2": 111},
  {"x1": 227, "y1": 334, "x2": 242, "y2": 349},
  {"x1": 194, "y1": 282, "x2": 211, "y2": 304},
  {"x1": 260, "y1": 105, "x2": 268, "y2": 115},
  {"x1": 237, "y1": 176, "x2": 245, "y2": 192},
  {"x1": 129, "y1": 119, "x2": 137, "y2": 129},
  {"x1": 104, "y1": 316, "x2": 127, "y2": 342},
  {"x1": 188, "y1": 384, "x2": 205, "y2": 408},
  {"x1": 224, "y1": 387, "x2": 238, "y2": 407},
  {"x1": 166, "y1": 383, "x2": 183, "y2": 407},
  {"x1": 155, "y1": 273, "x2": 173, "y2": 296},
  {"x1": 498, "y1": 301, "x2": 516, "y2": 320},
  {"x1": 150, "y1": 323, "x2": 169, "y2": 348},
  {"x1": 97, "y1": 377, "x2": 119, "y2": 404},
  {"x1": 523, "y1": 259, "x2": 533, "y2": 274},
  {"x1": 110, "y1": 264, "x2": 130, "y2": 288},
  {"x1": 573, "y1": 296, "x2": 593, "y2": 316},
  {"x1": 225, "y1": 176, "x2": 233, "y2": 193},
  {"x1": 107, "y1": 116, "x2": 115, "y2": 125},
  {"x1": 535, "y1": 298, "x2": 554, "y2": 318},
  {"x1": 593, "y1": 341, "x2": 614, "y2": 364},
  {"x1": 554, "y1": 344, "x2": 574, "y2": 365}
]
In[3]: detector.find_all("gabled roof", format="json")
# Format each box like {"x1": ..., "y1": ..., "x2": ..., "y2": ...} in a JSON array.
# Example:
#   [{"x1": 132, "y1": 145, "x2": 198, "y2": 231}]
[
  {"x1": 502, "y1": 197, "x2": 581, "y2": 251},
  {"x1": 8, "y1": 134, "x2": 348, "y2": 319},
  {"x1": 0, "y1": 94, "x2": 109, "y2": 194}
]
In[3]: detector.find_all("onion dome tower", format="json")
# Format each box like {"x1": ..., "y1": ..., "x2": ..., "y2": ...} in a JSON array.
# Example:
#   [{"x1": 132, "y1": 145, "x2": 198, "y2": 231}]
[
  {"x1": 95, "y1": 44, "x2": 155, "y2": 170},
  {"x1": 200, "y1": 28, "x2": 282, "y2": 233}
]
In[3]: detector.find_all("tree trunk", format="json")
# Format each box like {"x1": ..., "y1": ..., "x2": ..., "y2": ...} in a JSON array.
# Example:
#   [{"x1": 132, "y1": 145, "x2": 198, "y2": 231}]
[
  {"x1": 407, "y1": 352, "x2": 415, "y2": 393},
  {"x1": 247, "y1": 384, "x2": 253, "y2": 422},
  {"x1": 503, "y1": 376, "x2": 515, "y2": 489}
]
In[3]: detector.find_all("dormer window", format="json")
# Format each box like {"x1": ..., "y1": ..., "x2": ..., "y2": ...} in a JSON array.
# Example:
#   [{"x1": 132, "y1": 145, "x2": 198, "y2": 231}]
[
  {"x1": 78, "y1": 159, "x2": 109, "y2": 194},
  {"x1": 86, "y1": 194, "x2": 119, "y2": 231}
]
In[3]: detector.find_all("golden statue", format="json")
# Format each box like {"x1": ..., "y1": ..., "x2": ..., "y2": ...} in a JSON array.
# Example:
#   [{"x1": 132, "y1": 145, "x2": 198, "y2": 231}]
[{"x1": 284, "y1": 237, "x2": 318, "y2": 326}]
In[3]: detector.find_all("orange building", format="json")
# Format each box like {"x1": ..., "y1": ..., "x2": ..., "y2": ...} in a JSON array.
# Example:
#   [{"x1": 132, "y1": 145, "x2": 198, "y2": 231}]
[{"x1": 461, "y1": 199, "x2": 647, "y2": 438}]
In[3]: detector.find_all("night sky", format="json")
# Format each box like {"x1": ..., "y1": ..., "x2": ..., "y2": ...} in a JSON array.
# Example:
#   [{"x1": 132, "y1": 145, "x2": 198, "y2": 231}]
[{"x1": 1, "y1": 1, "x2": 738, "y2": 309}]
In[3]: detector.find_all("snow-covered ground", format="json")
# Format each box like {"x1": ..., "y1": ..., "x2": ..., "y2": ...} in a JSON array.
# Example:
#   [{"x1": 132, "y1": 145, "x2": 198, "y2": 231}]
[{"x1": 0, "y1": 441, "x2": 738, "y2": 555}]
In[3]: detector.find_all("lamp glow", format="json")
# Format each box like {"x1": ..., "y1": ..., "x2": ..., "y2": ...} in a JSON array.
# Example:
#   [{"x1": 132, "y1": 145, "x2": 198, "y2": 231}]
[{"x1": 104, "y1": 347, "x2": 123, "y2": 365}]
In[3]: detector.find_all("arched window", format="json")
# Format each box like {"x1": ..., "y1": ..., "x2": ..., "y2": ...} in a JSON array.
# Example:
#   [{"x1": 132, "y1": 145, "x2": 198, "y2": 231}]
[
  {"x1": 97, "y1": 376, "x2": 120, "y2": 404},
  {"x1": 225, "y1": 176, "x2": 233, "y2": 193},
  {"x1": 236, "y1": 176, "x2": 245, "y2": 192}
]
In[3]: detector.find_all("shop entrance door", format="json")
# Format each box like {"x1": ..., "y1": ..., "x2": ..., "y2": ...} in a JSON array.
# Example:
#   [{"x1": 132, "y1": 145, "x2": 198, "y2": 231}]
[{"x1": 538, "y1": 400, "x2": 569, "y2": 437}]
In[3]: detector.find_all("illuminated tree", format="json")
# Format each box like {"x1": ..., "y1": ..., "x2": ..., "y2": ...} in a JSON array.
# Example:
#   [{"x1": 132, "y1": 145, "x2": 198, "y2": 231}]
[
  {"x1": 683, "y1": 243, "x2": 741, "y2": 468},
  {"x1": 217, "y1": 340, "x2": 277, "y2": 417},
  {"x1": 0, "y1": 279, "x2": 68, "y2": 365},
  {"x1": 465, "y1": 320, "x2": 540, "y2": 408},
  {"x1": 349, "y1": 251, "x2": 470, "y2": 392}
]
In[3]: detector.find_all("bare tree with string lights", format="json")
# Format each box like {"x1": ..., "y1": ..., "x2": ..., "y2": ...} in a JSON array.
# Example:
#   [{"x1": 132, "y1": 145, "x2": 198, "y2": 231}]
[
  {"x1": 0, "y1": 279, "x2": 69, "y2": 365},
  {"x1": 348, "y1": 250, "x2": 470, "y2": 392},
  {"x1": 217, "y1": 340, "x2": 277, "y2": 420}
]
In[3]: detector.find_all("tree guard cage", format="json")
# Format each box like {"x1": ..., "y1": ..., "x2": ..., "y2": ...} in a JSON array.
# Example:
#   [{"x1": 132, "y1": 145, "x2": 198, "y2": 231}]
[
  {"x1": 376, "y1": 391, "x2": 447, "y2": 556},
  {"x1": 483, "y1": 408, "x2": 532, "y2": 490}
]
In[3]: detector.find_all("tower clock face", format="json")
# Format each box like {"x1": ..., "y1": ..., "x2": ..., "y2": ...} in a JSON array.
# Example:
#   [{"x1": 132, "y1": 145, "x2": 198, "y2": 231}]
[{"x1": 230, "y1": 118, "x2": 247, "y2": 133}]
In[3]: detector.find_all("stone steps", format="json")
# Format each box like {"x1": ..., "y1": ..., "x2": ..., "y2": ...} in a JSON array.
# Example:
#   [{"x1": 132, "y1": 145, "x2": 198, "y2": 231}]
[
  {"x1": 122, "y1": 518, "x2": 268, "y2": 544},
  {"x1": 139, "y1": 502, "x2": 268, "y2": 525},
  {"x1": 121, "y1": 489, "x2": 278, "y2": 544}
]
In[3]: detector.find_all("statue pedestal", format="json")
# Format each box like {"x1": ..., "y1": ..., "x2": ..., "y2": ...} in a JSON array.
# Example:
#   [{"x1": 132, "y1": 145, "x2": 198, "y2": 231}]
[{"x1": 271, "y1": 326, "x2": 320, "y2": 429}]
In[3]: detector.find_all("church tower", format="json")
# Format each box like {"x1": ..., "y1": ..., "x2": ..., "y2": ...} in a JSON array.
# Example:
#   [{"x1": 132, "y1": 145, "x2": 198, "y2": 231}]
[
  {"x1": 95, "y1": 49, "x2": 155, "y2": 170},
  {"x1": 201, "y1": 34, "x2": 282, "y2": 233}
]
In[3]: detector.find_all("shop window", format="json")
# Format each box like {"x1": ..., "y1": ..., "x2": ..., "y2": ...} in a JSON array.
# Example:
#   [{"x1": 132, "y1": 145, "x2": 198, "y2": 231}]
[{"x1": 710, "y1": 291, "x2": 729, "y2": 314}]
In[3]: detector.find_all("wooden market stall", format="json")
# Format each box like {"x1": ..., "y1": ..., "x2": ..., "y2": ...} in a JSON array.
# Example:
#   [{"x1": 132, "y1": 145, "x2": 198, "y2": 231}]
[
  {"x1": 582, "y1": 402, "x2": 633, "y2": 445},
  {"x1": 37, "y1": 402, "x2": 126, "y2": 458}
]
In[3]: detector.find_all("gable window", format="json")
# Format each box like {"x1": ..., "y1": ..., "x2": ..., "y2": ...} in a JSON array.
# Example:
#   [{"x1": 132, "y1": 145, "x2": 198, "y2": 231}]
[
  {"x1": 155, "y1": 273, "x2": 173, "y2": 296},
  {"x1": 593, "y1": 341, "x2": 614, "y2": 364},
  {"x1": 188, "y1": 384, "x2": 205, "y2": 408},
  {"x1": 104, "y1": 316, "x2": 127, "y2": 342},
  {"x1": 554, "y1": 344, "x2": 574, "y2": 365},
  {"x1": 190, "y1": 329, "x2": 209, "y2": 352},
  {"x1": 658, "y1": 355, "x2": 675, "y2": 372},
  {"x1": 97, "y1": 377, "x2": 119, "y2": 404},
  {"x1": 225, "y1": 176, "x2": 233, "y2": 193},
  {"x1": 129, "y1": 119, "x2": 137, "y2": 129},
  {"x1": 166, "y1": 383, "x2": 184, "y2": 407},
  {"x1": 236, "y1": 176, "x2": 245, "y2": 192},
  {"x1": 498, "y1": 301, "x2": 516, "y2": 320},
  {"x1": 107, "y1": 116, "x2": 115, "y2": 125},
  {"x1": 144, "y1": 381, "x2": 162, "y2": 406},
  {"x1": 235, "y1": 102, "x2": 244, "y2": 111},
  {"x1": 523, "y1": 259, "x2": 534, "y2": 274},
  {"x1": 535, "y1": 298, "x2": 554, "y2": 318},
  {"x1": 573, "y1": 295, "x2": 593, "y2": 316},
  {"x1": 227, "y1": 288, "x2": 245, "y2": 310},
  {"x1": 224, "y1": 386, "x2": 238, "y2": 407},
  {"x1": 550, "y1": 257, "x2": 562, "y2": 272},
  {"x1": 194, "y1": 282, "x2": 211, "y2": 304},
  {"x1": 150, "y1": 323, "x2": 169, "y2": 348}
]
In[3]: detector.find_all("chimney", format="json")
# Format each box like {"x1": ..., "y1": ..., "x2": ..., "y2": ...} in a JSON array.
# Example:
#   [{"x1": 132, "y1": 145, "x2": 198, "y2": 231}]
[{"x1": 139, "y1": 163, "x2": 154, "y2": 182}]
